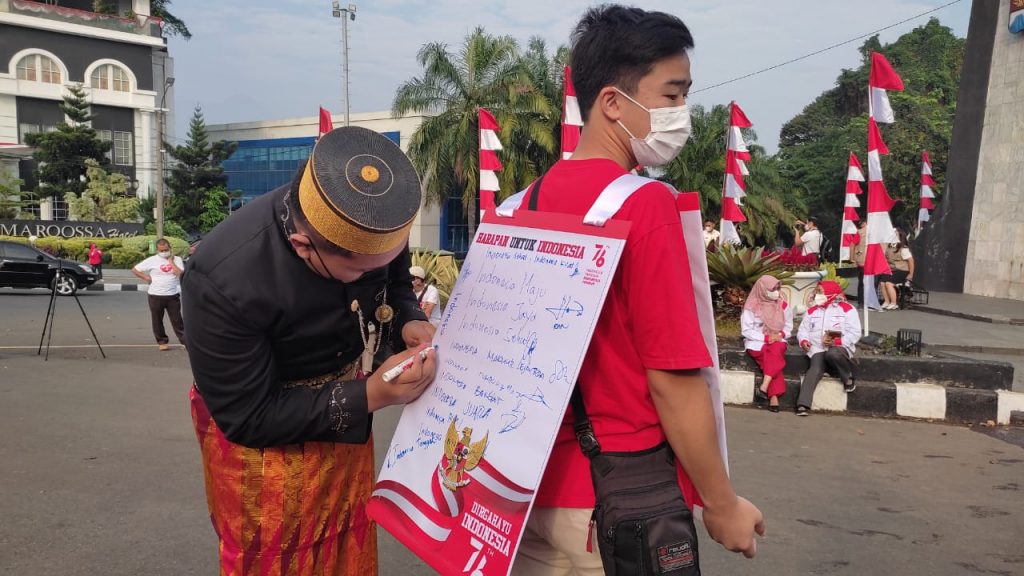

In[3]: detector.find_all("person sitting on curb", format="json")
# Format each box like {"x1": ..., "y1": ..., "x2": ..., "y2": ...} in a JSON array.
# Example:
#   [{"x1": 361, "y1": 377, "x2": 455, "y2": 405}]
[
  {"x1": 795, "y1": 280, "x2": 861, "y2": 416},
  {"x1": 741, "y1": 274, "x2": 793, "y2": 413}
]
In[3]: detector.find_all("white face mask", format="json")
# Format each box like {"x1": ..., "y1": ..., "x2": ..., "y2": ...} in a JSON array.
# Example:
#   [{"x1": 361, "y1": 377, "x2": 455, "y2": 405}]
[
  {"x1": 614, "y1": 88, "x2": 691, "y2": 167},
  {"x1": 158, "y1": 250, "x2": 171, "y2": 258},
  {"x1": 766, "y1": 290, "x2": 780, "y2": 301},
  {"x1": 814, "y1": 294, "x2": 828, "y2": 306}
]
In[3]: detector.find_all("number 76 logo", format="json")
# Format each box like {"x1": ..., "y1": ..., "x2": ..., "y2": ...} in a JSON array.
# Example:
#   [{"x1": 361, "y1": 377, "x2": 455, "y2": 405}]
[
  {"x1": 463, "y1": 537, "x2": 487, "y2": 575},
  {"x1": 592, "y1": 244, "x2": 607, "y2": 268}
]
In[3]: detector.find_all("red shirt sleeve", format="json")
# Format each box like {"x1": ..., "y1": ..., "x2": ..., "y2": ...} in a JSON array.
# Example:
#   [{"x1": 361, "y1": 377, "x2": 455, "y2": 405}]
[{"x1": 620, "y1": 186, "x2": 713, "y2": 370}]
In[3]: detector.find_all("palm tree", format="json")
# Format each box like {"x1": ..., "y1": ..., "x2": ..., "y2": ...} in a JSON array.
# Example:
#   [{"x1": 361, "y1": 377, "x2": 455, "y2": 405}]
[
  {"x1": 393, "y1": 28, "x2": 554, "y2": 235},
  {"x1": 663, "y1": 104, "x2": 804, "y2": 247}
]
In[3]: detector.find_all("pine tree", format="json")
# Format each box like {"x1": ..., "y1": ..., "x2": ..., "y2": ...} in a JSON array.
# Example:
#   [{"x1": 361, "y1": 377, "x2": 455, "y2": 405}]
[
  {"x1": 165, "y1": 105, "x2": 237, "y2": 234},
  {"x1": 24, "y1": 84, "x2": 111, "y2": 200}
]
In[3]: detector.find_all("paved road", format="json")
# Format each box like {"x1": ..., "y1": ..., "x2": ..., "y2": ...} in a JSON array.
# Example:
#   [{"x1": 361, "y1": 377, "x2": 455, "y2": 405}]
[{"x1": 1, "y1": 291, "x2": 1022, "y2": 575}]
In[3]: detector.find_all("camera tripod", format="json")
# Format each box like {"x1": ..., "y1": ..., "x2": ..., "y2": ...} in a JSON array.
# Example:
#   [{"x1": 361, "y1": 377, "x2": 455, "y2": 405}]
[{"x1": 37, "y1": 259, "x2": 106, "y2": 361}]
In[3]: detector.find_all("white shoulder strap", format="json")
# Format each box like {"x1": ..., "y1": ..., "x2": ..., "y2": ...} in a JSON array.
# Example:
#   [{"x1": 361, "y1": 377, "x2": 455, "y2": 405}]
[
  {"x1": 495, "y1": 188, "x2": 529, "y2": 218},
  {"x1": 495, "y1": 174, "x2": 670, "y2": 225},
  {"x1": 583, "y1": 174, "x2": 667, "y2": 227}
]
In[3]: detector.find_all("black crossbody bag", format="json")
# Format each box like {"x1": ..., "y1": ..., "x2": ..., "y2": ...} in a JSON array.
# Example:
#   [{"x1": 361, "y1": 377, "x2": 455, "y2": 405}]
[{"x1": 525, "y1": 177, "x2": 701, "y2": 575}]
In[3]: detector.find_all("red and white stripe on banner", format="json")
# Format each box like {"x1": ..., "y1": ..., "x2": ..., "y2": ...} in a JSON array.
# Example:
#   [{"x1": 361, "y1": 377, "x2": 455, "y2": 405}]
[
  {"x1": 560, "y1": 66, "x2": 583, "y2": 160},
  {"x1": 720, "y1": 102, "x2": 752, "y2": 245},
  {"x1": 863, "y1": 52, "x2": 903, "y2": 278},
  {"x1": 370, "y1": 457, "x2": 534, "y2": 573},
  {"x1": 919, "y1": 151, "x2": 936, "y2": 228},
  {"x1": 479, "y1": 108, "x2": 503, "y2": 215},
  {"x1": 840, "y1": 152, "x2": 864, "y2": 262},
  {"x1": 864, "y1": 118, "x2": 898, "y2": 277}
]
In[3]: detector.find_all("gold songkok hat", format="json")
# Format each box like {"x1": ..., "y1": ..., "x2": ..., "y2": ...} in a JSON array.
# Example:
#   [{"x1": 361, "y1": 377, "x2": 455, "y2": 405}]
[{"x1": 298, "y1": 126, "x2": 422, "y2": 254}]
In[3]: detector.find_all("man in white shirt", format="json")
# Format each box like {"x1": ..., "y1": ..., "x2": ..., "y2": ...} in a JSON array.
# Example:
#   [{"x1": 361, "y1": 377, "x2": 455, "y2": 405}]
[
  {"x1": 703, "y1": 220, "x2": 721, "y2": 248},
  {"x1": 132, "y1": 238, "x2": 185, "y2": 351},
  {"x1": 793, "y1": 217, "x2": 823, "y2": 257},
  {"x1": 409, "y1": 265, "x2": 442, "y2": 326}
]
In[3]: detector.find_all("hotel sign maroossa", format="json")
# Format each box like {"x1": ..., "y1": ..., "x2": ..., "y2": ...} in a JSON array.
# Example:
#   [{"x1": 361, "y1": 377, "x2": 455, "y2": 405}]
[{"x1": 0, "y1": 220, "x2": 144, "y2": 239}]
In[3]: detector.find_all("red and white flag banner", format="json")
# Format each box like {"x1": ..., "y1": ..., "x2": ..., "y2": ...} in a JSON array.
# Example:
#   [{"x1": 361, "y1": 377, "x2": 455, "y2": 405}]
[
  {"x1": 318, "y1": 107, "x2": 333, "y2": 139},
  {"x1": 919, "y1": 151, "x2": 936, "y2": 228},
  {"x1": 840, "y1": 152, "x2": 864, "y2": 262},
  {"x1": 720, "y1": 102, "x2": 752, "y2": 245},
  {"x1": 560, "y1": 66, "x2": 583, "y2": 160},
  {"x1": 479, "y1": 108, "x2": 503, "y2": 214},
  {"x1": 868, "y1": 52, "x2": 904, "y2": 125}
]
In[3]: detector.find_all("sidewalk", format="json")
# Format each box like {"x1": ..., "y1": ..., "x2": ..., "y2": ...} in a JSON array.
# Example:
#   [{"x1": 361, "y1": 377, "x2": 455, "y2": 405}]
[
  {"x1": 858, "y1": 291, "x2": 1023, "y2": 394},
  {"x1": 86, "y1": 268, "x2": 147, "y2": 291}
]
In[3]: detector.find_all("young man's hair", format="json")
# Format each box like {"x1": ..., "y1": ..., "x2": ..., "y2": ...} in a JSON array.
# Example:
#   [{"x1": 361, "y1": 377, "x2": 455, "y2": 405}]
[
  {"x1": 570, "y1": 5, "x2": 694, "y2": 121},
  {"x1": 805, "y1": 217, "x2": 819, "y2": 227}
]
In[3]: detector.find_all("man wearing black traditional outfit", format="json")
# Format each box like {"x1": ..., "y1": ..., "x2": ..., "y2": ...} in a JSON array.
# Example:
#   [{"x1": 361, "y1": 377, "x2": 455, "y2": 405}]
[{"x1": 183, "y1": 127, "x2": 437, "y2": 575}]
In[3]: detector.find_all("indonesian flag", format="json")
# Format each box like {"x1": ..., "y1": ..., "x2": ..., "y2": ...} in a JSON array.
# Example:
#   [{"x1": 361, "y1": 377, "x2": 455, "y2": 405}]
[
  {"x1": 560, "y1": 66, "x2": 582, "y2": 160},
  {"x1": 720, "y1": 102, "x2": 752, "y2": 245},
  {"x1": 318, "y1": 107, "x2": 333, "y2": 139},
  {"x1": 479, "y1": 108, "x2": 503, "y2": 215},
  {"x1": 868, "y1": 52, "x2": 904, "y2": 124},
  {"x1": 840, "y1": 152, "x2": 864, "y2": 261},
  {"x1": 919, "y1": 151, "x2": 937, "y2": 228},
  {"x1": 864, "y1": 118, "x2": 898, "y2": 276}
]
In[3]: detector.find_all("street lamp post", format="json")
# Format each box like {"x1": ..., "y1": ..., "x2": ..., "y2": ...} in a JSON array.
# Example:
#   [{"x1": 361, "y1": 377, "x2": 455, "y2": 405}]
[
  {"x1": 156, "y1": 76, "x2": 174, "y2": 240},
  {"x1": 332, "y1": 2, "x2": 356, "y2": 126}
]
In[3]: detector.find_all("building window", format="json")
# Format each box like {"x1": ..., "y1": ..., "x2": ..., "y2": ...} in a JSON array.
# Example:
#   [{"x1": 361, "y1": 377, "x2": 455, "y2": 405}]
[
  {"x1": 113, "y1": 131, "x2": 133, "y2": 165},
  {"x1": 90, "y1": 67, "x2": 109, "y2": 90},
  {"x1": 112, "y1": 67, "x2": 130, "y2": 92},
  {"x1": 19, "y1": 123, "x2": 40, "y2": 144},
  {"x1": 97, "y1": 129, "x2": 113, "y2": 162},
  {"x1": 17, "y1": 55, "x2": 62, "y2": 84},
  {"x1": 90, "y1": 65, "x2": 131, "y2": 92}
]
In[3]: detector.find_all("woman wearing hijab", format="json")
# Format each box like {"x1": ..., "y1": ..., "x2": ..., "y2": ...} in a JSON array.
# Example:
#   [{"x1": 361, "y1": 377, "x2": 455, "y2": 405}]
[
  {"x1": 741, "y1": 275, "x2": 793, "y2": 412},
  {"x1": 795, "y1": 281, "x2": 862, "y2": 416}
]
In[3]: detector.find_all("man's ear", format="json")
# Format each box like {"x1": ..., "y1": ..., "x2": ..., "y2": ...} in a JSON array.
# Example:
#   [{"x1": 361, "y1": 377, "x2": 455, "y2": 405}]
[
  {"x1": 288, "y1": 234, "x2": 313, "y2": 260},
  {"x1": 596, "y1": 86, "x2": 624, "y2": 123}
]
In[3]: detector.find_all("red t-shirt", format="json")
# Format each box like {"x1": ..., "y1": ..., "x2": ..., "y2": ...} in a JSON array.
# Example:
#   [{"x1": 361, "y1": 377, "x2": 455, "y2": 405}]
[{"x1": 528, "y1": 158, "x2": 713, "y2": 508}]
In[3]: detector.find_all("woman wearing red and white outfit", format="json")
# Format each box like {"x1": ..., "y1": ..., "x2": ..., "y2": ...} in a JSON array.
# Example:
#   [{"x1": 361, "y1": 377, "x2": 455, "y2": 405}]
[{"x1": 741, "y1": 275, "x2": 793, "y2": 412}]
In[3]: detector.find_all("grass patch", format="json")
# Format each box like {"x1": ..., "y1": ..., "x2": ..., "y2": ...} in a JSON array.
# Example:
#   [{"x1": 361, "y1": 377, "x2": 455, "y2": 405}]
[{"x1": 715, "y1": 317, "x2": 742, "y2": 339}]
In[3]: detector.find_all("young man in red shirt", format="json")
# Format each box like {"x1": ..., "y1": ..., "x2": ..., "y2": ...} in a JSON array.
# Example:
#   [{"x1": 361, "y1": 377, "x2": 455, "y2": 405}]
[{"x1": 510, "y1": 6, "x2": 764, "y2": 574}]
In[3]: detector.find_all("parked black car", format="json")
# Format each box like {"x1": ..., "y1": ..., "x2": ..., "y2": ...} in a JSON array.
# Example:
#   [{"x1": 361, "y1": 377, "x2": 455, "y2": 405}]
[{"x1": 0, "y1": 240, "x2": 99, "y2": 296}]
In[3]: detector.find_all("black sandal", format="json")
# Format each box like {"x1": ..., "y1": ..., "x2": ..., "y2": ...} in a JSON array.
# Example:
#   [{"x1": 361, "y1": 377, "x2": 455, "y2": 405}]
[{"x1": 769, "y1": 405, "x2": 780, "y2": 413}]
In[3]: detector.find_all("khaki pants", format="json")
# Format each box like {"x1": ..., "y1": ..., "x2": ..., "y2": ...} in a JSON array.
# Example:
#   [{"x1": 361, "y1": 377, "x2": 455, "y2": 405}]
[{"x1": 511, "y1": 507, "x2": 604, "y2": 576}]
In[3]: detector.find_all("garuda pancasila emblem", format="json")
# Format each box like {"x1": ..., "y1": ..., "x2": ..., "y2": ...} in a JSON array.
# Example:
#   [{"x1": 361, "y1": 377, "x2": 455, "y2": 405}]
[{"x1": 439, "y1": 419, "x2": 488, "y2": 491}]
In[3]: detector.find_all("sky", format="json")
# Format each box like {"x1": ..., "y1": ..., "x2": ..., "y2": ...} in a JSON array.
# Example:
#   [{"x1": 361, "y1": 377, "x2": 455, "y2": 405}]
[{"x1": 165, "y1": 0, "x2": 972, "y2": 153}]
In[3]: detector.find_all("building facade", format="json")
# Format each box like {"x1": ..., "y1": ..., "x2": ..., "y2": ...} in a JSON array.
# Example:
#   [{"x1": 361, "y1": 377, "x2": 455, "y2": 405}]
[
  {"x1": 0, "y1": 0, "x2": 173, "y2": 218},
  {"x1": 207, "y1": 111, "x2": 472, "y2": 254}
]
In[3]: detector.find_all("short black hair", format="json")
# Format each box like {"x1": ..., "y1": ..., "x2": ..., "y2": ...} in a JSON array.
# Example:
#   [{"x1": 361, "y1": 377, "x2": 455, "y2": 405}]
[
  {"x1": 570, "y1": 5, "x2": 694, "y2": 121},
  {"x1": 806, "y1": 217, "x2": 819, "y2": 227},
  {"x1": 155, "y1": 238, "x2": 171, "y2": 248}
]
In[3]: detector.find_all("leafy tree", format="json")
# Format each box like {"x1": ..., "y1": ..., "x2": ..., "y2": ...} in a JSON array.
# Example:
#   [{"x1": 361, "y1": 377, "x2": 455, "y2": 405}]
[
  {"x1": 165, "y1": 105, "x2": 237, "y2": 234},
  {"x1": 663, "y1": 104, "x2": 805, "y2": 247},
  {"x1": 777, "y1": 19, "x2": 964, "y2": 240},
  {"x1": 393, "y1": 28, "x2": 554, "y2": 234},
  {"x1": 151, "y1": 0, "x2": 191, "y2": 40},
  {"x1": 24, "y1": 84, "x2": 111, "y2": 199},
  {"x1": 0, "y1": 171, "x2": 29, "y2": 219},
  {"x1": 197, "y1": 186, "x2": 230, "y2": 233},
  {"x1": 65, "y1": 159, "x2": 140, "y2": 222},
  {"x1": 517, "y1": 37, "x2": 570, "y2": 175}
]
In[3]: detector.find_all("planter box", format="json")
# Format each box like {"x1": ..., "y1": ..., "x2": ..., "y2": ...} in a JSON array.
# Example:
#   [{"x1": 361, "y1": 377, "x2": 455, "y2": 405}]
[{"x1": 781, "y1": 270, "x2": 825, "y2": 316}]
